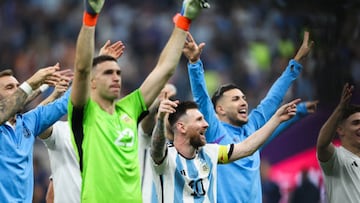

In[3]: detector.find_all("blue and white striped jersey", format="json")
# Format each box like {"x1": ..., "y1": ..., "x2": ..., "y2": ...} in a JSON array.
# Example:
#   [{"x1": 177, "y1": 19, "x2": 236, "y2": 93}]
[{"x1": 152, "y1": 144, "x2": 219, "y2": 203}]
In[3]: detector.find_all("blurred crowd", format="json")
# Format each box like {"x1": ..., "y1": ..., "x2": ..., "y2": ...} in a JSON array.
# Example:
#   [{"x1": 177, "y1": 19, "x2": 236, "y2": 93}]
[{"x1": 0, "y1": 0, "x2": 359, "y2": 202}]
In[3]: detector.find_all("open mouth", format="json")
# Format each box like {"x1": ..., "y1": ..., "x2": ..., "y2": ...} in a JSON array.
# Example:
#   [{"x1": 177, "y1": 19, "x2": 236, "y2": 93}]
[{"x1": 238, "y1": 108, "x2": 247, "y2": 116}]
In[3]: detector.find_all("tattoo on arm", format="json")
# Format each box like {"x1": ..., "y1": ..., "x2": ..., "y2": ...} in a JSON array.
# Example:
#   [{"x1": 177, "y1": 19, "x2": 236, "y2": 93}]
[
  {"x1": 0, "y1": 89, "x2": 28, "y2": 124},
  {"x1": 151, "y1": 118, "x2": 167, "y2": 164}
]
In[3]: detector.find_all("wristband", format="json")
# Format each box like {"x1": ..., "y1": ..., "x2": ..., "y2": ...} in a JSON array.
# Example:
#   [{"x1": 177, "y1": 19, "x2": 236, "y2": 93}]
[
  {"x1": 19, "y1": 82, "x2": 34, "y2": 96},
  {"x1": 83, "y1": 11, "x2": 99, "y2": 26},
  {"x1": 39, "y1": 84, "x2": 49, "y2": 92},
  {"x1": 173, "y1": 13, "x2": 191, "y2": 31}
]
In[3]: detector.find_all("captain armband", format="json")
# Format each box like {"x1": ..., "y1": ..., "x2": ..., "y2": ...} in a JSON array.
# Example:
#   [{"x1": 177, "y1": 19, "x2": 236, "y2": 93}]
[{"x1": 218, "y1": 144, "x2": 234, "y2": 164}]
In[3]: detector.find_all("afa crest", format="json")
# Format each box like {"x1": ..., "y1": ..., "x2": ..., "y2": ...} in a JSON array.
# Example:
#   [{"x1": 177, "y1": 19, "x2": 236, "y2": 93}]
[{"x1": 120, "y1": 114, "x2": 132, "y2": 123}]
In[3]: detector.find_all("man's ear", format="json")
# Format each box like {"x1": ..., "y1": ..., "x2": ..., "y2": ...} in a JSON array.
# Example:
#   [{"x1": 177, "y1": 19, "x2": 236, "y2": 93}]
[
  {"x1": 216, "y1": 104, "x2": 225, "y2": 116},
  {"x1": 336, "y1": 125, "x2": 344, "y2": 138},
  {"x1": 176, "y1": 122, "x2": 186, "y2": 134},
  {"x1": 90, "y1": 78, "x2": 96, "y2": 89}
]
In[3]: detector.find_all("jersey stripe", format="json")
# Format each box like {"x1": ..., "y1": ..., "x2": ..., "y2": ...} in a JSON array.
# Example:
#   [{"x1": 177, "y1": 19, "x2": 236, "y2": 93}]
[{"x1": 71, "y1": 106, "x2": 85, "y2": 171}]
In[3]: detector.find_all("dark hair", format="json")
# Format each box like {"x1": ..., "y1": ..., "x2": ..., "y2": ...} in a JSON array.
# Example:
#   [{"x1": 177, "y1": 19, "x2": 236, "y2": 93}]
[
  {"x1": 168, "y1": 101, "x2": 198, "y2": 128},
  {"x1": 340, "y1": 104, "x2": 360, "y2": 122},
  {"x1": 0, "y1": 69, "x2": 14, "y2": 78},
  {"x1": 92, "y1": 55, "x2": 118, "y2": 69},
  {"x1": 211, "y1": 83, "x2": 239, "y2": 108}
]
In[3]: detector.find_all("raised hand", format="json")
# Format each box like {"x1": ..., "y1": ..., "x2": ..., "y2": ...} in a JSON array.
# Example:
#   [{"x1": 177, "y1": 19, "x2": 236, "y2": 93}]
[
  {"x1": 181, "y1": 0, "x2": 210, "y2": 20},
  {"x1": 37, "y1": 71, "x2": 73, "y2": 106},
  {"x1": 85, "y1": 0, "x2": 105, "y2": 15},
  {"x1": 54, "y1": 74, "x2": 72, "y2": 95},
  {"x1": 276, "y1": 98, "x2": 301, "y2": 122},
  {"x1": 99, "y1": 40, "x2": 125, "y2": 59},
  {"x1": 26, "y1": 63, "x2": 63, "y2": 90},
  {"x1": 339, "y1": 83, "x2": 354, "y2": 108},
  {"x1": 157, "y1": 93, "x2": 179, "y2": 120},
  {"x1": 200, "y1": 0, "x2": 210, "y2": 9},
  {"x1": 158, "y1": 84, "x2": 177, "y2": 101},
  {"x1": 183, "y1": 32, "x2": 206, "y2": 63},
  {"x1": 294, "y1": 31, "x2": 314, "y2": 61},
  {"x1": 44, "y1": 68, "x2": 73, "y2": 87}
]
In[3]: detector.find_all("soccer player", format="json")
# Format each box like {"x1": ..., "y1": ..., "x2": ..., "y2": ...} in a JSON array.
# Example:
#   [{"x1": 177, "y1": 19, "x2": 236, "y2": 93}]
[
  {"x1": 41, "y1": 40, "x2": 124, "y2": 203},
  {"x1": 150, "y1": 98, "x2": 300, "y2": 202},
  {"x1": 69, "y1": 0, "x2": 209, "y2": 202},
  {"x1": 138, "y1": 83, "x2": 177, "y2": 203},
  {"x1": 183, "y1": 31, "x2": 316, "y2": 202},
  {"x1": 317, "y1": 83, "x2": 360, "y2": 202},
  {"x1": 0, "y1": 65, "x2": 69, "y2": 202}
]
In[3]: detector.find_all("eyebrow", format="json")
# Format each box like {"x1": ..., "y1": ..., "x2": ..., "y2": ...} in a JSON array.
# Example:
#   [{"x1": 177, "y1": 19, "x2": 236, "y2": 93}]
[
  {"x1": 5, "y1": 83, "x2": 18, "y2": 87},
  {"x1": 103, "y1": 69, "x2": 121, "y2": 74}
]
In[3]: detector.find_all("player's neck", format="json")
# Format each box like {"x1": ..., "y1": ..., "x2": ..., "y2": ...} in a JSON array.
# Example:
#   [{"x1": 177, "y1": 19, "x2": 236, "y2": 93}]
[
  {"x1": 342, "y1": 142, "x2": 360, "y2": 157},
  {"x1": 7, "y1": 116, "x2": 16, "y2": 126},
  {"x1": 93, "y1": 96, "x2": 116, "y2": 114},
  {"x1": 174, "y1": 138, "x2": 196, "y2": 159},
  {"x1": 219, "y1": 116, "x2": 242, "y2": 127}
]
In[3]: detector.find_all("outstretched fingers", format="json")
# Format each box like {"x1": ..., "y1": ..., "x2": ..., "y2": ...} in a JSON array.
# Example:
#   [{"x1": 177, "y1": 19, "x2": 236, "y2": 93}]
[
  {"x1": 186, "y1": 32, "x2": 194, "y2": 43},
  {"x1": 285, "y1": 98, "x2": 301, "y2": 114},
  {"x1": 294, "y1": 31, "x2": 314, "y2": 61},
  {"x1": 158, "y1": 93, "x2": 179, "y2": 119},
  {"x1": 99, "y1": 40, "x2": 125, "y2": 59},
  {"x1": 340, "y1": 83, "x2": 354, "y2": 105},
  {"x1": 278, "y1": 98, "x2": 301, "y2": 121},
  {"x1": 183, "y1": 32, "x2": 205, "y2": 63},
  {"x1": 303, "y1": 31, "x2": 314, "y2": 50}
]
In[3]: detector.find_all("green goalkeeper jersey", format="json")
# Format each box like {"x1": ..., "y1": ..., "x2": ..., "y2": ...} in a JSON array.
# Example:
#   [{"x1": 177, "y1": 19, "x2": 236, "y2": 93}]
[{"x1": 69, "y1": 89, "x2": 147, "y2": 203}]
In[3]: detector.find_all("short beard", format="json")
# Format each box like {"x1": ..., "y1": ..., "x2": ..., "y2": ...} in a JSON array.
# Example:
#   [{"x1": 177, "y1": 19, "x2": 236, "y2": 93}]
[
  {"x1": 231, "y1": 117, "x2": 248, "y2": 127},
  {"x1": 190, "y1": 136, "x2": 205, "y2": 149}
]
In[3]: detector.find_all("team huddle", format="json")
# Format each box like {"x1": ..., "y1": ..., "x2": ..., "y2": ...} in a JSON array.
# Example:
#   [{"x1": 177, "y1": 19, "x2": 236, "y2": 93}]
[{"x1": 0, "y1": 0, "x2": 359, "y2": 203}]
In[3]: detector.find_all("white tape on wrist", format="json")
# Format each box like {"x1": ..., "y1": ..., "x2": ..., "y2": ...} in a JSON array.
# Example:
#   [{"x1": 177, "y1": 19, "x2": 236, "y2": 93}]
[
  {"x1": 19, "y1": 82, "x2": 34, "y2": 95},
  {"x1": 39, "y1": 84, "x2": 49, "y2": 92}
]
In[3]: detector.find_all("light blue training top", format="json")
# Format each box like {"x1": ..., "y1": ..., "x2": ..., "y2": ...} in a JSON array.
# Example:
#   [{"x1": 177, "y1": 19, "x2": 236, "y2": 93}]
[
  {"x1": 188, "y1": 59, "x2": 308, "y2": 203},
  {"x1": 0, "y1": 88, "x2": 70, "y2": 203}
]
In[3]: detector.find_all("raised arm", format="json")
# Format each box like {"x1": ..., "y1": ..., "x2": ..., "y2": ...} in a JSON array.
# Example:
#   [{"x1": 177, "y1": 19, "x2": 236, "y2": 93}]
[
  {"x1": 225, "y1": 98, "x2": 301, "y2": 162},
  {"x1": 24, "y1": 85, "x2": 47, "y2": 106},
  {"x1": 261, "y1": 100, "x2": 319, "y2": 149},
  {"x1": 140, "y1": 0, "x2": 208, "y2": 107},
  {"x1": 39, "y1": 73, "x2": 72, "y2": 106},
  {"x1": 264, "y1": 31, "x2": 313, "y2": 104},
  {"x1": 293, "y1": 31, "x2": 314, "y2": 62},
  {"x1": 71, "y1": 0, "x2": 104, "y2": 107},
  {"x1": 38, "y1": 76, "x2": 72, "y2": 139},
  {"x1": 25, "y1": 69, "x2": 72, "y2": 106},
  {"x1": 184, "y1": 32, "x2": 224, "y2": 141},
  {"x1": 317, "y1": 83, "x2": 353, "y2": 162},
  {"x1": 140, "y1": 84, "x2": 177, "y2": 136},
  {"x1": 249, "y1": 31, "x2": 314, "y2": 131},
  {"x1": 150, "y1": 94, "x2": 179, "y2": 164},
  {"x1": 183, "y1": 32, "x2": 206, "y2": 64},
  {"x1": 183, "y1": 33, "x2": 210, "y2": 108},
  {"x1": 0, "y1": 64, "x2": 62, "y2": 125}
]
